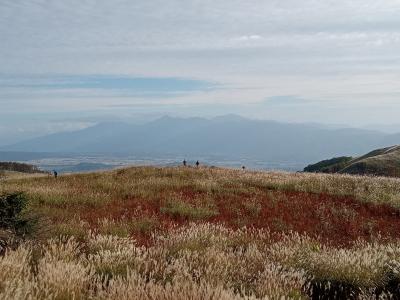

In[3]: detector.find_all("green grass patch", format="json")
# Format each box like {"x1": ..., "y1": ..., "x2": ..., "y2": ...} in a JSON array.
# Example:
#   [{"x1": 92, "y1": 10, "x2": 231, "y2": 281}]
[{"x1": 160, "y1": 199, "x2": 219, "y2": 220}]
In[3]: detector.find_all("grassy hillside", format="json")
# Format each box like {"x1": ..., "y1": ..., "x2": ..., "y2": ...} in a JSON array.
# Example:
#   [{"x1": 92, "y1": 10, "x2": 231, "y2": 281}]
[
  {"x1": 304, "y1": 145, "x2": 400, "y2": 178},
  {"x1": 342, "y1": 145, "x2": 400, "y2": 177},
  {"x1": 0, "y1": 162, "x2": 47, "y2": 183},
  {"x1": 2, "y1": 166, "x2": 400, "y2": 298},
  {"x1": 0, "y1": 170, "x2": 47, "y2": 181},
  {"x1": 303, "y1": 156, "x2": 353, "y2": 173}
]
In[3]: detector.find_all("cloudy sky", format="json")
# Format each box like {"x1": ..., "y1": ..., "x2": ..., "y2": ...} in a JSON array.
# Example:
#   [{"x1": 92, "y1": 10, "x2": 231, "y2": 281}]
[{"x1": 1, "y1": 0, "x2": 400, "y2": 144}]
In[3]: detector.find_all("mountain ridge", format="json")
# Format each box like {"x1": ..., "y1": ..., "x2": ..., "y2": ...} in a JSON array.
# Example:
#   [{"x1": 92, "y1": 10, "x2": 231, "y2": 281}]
[{"x1": 2, "y1": 115, "x2": 399, "y2": 167}]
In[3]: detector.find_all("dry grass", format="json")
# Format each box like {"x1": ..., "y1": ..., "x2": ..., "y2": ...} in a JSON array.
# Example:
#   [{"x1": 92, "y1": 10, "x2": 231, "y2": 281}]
[
  {"x1": 2, "y1": 166, "x2": 400, "y2": 208},
  {"x1": 2, "y1": 166, "x2": 400, "y2": 298},
  {"x1": 160, "y1": 196, "x2": 219, "y2": 220},
  {"x1": 2, "y1": 166, "x2": 400, "y2": 242},
  {"x1": 1, "y1": 223, "x2": 400, "y2": 299},
  {"x1": 0, "y1": 171, "x2": 47, "y2": 181}
]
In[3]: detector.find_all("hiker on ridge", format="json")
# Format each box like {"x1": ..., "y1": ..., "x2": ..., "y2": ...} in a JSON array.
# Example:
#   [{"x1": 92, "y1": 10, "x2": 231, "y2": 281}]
[
  {"x1": 196, "y1": 160, "x2": 200, "y2": 167},
  {"x1": 183, "y1": 159, "x2": 187, "y2": 167}
]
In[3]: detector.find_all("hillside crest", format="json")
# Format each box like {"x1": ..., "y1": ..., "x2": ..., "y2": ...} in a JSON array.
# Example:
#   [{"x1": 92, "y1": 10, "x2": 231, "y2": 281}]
[{"x1": 304, "y1": 145, "x2": 400, "y2": 177}]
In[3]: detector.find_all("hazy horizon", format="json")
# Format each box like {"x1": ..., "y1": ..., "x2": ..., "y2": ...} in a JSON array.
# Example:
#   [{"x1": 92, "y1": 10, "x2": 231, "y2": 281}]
[{"x1": 1, "y1": 113, "x2": 400, "y2": 147}]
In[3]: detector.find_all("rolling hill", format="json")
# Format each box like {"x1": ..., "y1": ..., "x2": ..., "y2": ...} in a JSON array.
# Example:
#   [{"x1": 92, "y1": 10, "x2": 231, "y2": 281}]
[
  {"x1": 2, "y1": 166, "x2": 400, "y2": 298},
  {"x1": 304, "y1": 145, "x2": 400, "y2": 177}
]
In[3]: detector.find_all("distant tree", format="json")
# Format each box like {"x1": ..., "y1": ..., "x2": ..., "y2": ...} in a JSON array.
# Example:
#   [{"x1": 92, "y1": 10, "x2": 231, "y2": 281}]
[{"x1": 0, "y1": 162, "x2": 45, "y2": 174}]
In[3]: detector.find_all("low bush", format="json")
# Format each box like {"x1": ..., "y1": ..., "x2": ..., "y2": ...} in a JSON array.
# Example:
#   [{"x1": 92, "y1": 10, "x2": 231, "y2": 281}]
[{"x1": 0, "y1": 192, "x2": 37, "y2": 237}]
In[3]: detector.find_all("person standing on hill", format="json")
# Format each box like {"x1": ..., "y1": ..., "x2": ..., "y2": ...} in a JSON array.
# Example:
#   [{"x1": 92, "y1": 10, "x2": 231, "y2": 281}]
[
  {"x1": 196, "y1": 160, "x2": 200, "y2": 167},
  {"x1": 183, "y1": 159, "x2": 187, "y2": 167},
  {"x1": 53, "y1": 170, "x2": 58, "y2": 178}
]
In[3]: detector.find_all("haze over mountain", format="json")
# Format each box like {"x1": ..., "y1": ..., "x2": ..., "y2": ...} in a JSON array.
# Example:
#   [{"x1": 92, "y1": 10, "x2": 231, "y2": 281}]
[{"x1": 3, "y1": 115, "x2": 399, "y2": 167}]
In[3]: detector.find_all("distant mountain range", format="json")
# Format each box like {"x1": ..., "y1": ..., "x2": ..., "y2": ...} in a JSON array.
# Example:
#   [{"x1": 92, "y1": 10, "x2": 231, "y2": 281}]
[
  {"x1": 2, "y1": 115, "x2": 400, "y2": 168},
  {"x1": 304, "y1": 145, "x2": 400, "y2": 177}
]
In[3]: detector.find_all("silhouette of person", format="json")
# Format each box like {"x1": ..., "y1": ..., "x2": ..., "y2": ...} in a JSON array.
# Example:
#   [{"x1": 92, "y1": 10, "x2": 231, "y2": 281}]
[
  {"x1": 242, "y1": 166, "x2": 246, "y2": 170},
  {"x1": 183, "y1": 159, "x2": 187, "y2": 167},
  {"x1": 196, "y1": 160, "x2": 200, "y2": 167},
  {"x1": 53, "y1": 170, "x2": 58, "y2": 178}
]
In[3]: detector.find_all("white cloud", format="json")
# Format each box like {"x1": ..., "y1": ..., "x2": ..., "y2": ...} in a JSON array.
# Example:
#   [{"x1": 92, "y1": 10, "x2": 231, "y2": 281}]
[{"x1": 234, "y1": 35, "x2": 263, "y2": 42}]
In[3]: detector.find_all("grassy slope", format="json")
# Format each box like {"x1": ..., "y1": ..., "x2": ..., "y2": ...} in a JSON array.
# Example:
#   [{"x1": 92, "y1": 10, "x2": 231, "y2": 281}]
[
  {"x1": 341, "y1": 145, "x2": 400, "y2": 177},
  {"x1": 303, "y1": 156, "x2": 353, "y2": 173},
  {"x1": 2, "y1": 166, "x2": 400, "y2": 243},
  {"x1": 2, "y1": 166, "x2": 400, "y2": 298},
  {"x1": 305, "y1": 145, "x2": 400, "y2": 178},
  {"x1": 0, "y1": 170, "x2": 47, "y2": 181}
]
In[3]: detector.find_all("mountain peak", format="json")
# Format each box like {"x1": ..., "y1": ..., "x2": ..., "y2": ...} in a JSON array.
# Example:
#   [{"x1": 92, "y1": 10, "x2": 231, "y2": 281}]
[{"x1": 212, "y1": 114, "x2": 248, "y2": 122}]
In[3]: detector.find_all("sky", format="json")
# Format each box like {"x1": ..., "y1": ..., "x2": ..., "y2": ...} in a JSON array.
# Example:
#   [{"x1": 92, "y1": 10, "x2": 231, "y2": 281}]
[{"x1": 1, "y1": 0, "x2": 400, "y2": 145}]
